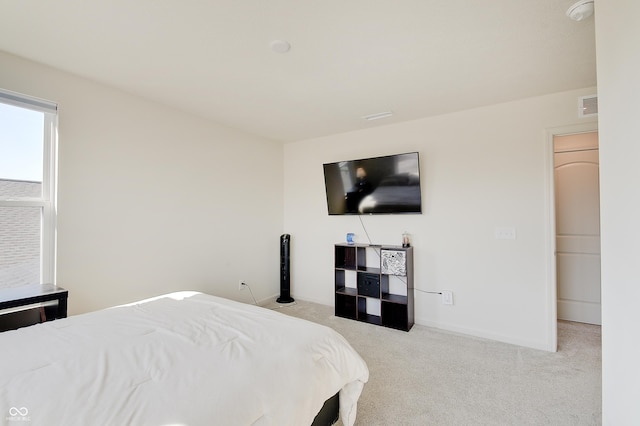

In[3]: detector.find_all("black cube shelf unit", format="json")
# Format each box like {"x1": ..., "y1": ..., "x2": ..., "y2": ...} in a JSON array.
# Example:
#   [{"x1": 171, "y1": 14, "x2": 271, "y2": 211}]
[{"x1": 334, "y1": 243, "x2": 414, "y2": 331}]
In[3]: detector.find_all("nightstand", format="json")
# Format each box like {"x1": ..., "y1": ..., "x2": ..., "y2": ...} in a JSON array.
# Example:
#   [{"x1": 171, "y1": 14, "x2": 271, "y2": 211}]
[{"x1": 0, "y1": 284, "x2": 68, "y2": 332}]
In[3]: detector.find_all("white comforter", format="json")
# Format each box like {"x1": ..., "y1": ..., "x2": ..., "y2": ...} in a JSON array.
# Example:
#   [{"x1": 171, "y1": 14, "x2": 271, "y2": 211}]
[{"x1": 0, "y1": 292, "x2": 369, "y2": 426}]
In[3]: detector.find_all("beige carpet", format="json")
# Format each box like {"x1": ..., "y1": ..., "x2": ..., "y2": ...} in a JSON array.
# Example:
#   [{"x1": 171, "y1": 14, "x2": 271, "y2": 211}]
[{"x1": 265, "y1": 299, "x2": 601, "y2": 426}]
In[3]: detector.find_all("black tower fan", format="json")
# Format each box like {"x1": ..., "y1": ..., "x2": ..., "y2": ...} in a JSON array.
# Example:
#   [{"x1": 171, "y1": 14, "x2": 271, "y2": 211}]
[{"x1": 277, "y1": 234, "x2": 294, "y2": 304}]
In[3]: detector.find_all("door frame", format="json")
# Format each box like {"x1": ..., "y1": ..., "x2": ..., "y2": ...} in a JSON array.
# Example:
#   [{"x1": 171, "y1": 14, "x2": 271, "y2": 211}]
[{"x1": 544, "y1": 122, "x2": 599, "y2": 352}]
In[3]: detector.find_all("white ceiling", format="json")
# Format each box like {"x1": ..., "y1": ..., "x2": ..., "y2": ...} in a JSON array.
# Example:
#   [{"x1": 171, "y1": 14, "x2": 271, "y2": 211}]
[{"x1": 0, "y1": 1, "x2": 596, "y2": 142}]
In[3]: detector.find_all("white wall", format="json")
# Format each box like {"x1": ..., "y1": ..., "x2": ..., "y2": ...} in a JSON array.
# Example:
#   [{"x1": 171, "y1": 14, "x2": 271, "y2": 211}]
[
  {"x1": 284, "y1": 87, "x2": 597, "y2": 350},
  {"x1": 0, "y1": 51, "x2": 284, "y2": 314},
  {"x1": 595, "y1": 0, "x2": 640, "y2": 423}
]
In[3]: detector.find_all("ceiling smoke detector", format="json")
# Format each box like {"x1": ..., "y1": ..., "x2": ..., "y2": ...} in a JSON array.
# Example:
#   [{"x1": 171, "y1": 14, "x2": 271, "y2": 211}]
[
  {"x1": 566, "y1": 0, "x2": 594, "y2": 21},
  {"x1": 270, "y1": 40, "x2": 291, "y2": 53}
]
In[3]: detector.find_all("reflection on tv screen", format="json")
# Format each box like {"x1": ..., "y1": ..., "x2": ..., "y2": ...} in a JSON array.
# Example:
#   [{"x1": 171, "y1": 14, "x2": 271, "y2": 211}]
[{"x1": 323, "y1": 152, "x2": 422, "y2": 215}]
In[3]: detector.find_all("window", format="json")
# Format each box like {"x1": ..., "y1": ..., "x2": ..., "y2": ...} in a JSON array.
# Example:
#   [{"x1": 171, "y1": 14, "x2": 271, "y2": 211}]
[{"x1": 0, "y1": 89, "x2": 58, "y2": 290}]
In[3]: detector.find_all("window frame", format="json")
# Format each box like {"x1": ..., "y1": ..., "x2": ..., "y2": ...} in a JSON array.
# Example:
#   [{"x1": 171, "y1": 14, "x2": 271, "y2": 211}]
[{"x1": 0, "y1": 88, "x2": 58, "y2": 286}]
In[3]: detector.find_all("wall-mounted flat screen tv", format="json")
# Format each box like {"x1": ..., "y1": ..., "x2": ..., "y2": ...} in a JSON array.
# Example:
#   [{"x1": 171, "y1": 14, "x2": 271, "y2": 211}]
[{"x1": 323, "y1": 152, "x2": 422, "y2": 215}]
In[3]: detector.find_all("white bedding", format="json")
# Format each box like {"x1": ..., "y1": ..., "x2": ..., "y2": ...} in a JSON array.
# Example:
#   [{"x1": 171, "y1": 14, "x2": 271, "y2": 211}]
[{"x1": 0, "y1": 292, "x2": 369, "y2": 426}]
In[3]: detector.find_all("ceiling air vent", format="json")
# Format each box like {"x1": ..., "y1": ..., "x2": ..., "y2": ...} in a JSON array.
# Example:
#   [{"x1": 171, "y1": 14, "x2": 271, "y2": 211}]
[{"x1": 579, "y1": 95, "x2": 598, "y2": 117}]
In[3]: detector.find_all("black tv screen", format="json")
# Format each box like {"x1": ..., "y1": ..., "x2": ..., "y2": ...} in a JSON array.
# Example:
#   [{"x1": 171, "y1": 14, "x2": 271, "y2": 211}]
[{"x1": 323, "y1": 152, "x2": 422, "y2": 215}]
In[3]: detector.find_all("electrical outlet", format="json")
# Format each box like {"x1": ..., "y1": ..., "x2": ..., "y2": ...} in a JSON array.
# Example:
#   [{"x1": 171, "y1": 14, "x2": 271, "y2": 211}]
[
  {"x1": 238, "y1": 280, "x2": 247, "y2": 291},
  {"x1": 442, "y1": 290, "x2": 453, "y2": 305}
]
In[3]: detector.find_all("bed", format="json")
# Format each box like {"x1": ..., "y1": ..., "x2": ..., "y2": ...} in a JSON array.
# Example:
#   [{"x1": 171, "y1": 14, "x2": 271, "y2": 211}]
[{"x1": 0, "y1": 291, "x2": 369, "y2": 425}]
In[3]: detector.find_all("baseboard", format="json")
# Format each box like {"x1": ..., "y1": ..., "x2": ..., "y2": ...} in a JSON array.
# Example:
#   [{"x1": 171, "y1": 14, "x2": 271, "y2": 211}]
[
  {"x1": 257, "y1": 293, "x2": 282, "y2": 306},
  {"x1": 415, "y1": 316, "x2": 554, "y2": 352},
  {"x1": 557, "y1": 299, "x2": 601, "y2": 325},
  {"x1": 282, "y1": 296, "x2": 555, "y2": 352},
  {"x1": 288, "y1": 295, "x2": 334, "y2": 306}
]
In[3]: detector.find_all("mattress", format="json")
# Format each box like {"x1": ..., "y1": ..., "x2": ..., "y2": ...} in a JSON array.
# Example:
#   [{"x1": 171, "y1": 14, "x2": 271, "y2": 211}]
[{"x1": 0, "y1": 291, "x2": 369, "y2": 425}]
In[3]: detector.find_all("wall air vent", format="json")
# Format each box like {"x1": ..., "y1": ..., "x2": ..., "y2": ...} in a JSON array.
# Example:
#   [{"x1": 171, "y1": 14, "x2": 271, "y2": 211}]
[{"x1": 579, "y1": 95, "x2": 598, "y2": 117}]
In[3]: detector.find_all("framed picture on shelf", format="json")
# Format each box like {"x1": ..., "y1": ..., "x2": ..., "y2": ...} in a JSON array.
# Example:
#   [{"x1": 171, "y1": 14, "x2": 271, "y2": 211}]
[{"x1": 381, "y1": 250, "x2": 406, "y2": 276}]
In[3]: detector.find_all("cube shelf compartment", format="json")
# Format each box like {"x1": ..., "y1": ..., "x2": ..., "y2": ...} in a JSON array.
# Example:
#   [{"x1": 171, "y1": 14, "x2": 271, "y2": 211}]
[{"x1": 334, "y1": 243, "x2": 414, "y2": 331}]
